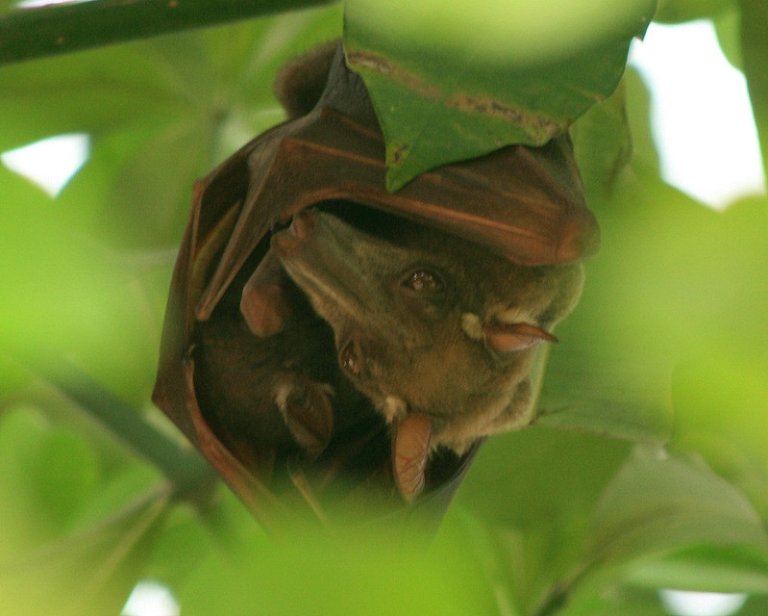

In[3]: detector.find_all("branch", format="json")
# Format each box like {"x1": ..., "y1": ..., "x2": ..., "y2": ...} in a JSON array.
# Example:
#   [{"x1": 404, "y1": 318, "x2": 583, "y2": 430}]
[
  {"x1": 0, "y1": 0, "x2": 335, "y2": 66},
  {"x1": 22, "y1": 354, "x2": 215, "y2": 499}
]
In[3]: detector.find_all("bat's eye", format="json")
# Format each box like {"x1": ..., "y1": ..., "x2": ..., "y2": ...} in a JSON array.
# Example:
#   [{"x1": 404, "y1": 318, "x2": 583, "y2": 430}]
[
  {"x1": 340, "y1": 342, "x2": 361, "y2": 376},
  {"x1": 402, "y1": 269, "x2": 443, "y2": 293}
]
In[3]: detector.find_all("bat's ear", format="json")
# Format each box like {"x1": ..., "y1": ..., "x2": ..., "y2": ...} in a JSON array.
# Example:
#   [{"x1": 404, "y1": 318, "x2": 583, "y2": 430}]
[{"x1": 483, "y1": 321, "x2": 557, "y2": 354}]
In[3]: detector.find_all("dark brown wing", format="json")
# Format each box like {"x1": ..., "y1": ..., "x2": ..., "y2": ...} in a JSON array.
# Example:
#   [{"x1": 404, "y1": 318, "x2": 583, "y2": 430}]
[{"x1": 195, "y1": 43, "x2": 598, "y2": 320}]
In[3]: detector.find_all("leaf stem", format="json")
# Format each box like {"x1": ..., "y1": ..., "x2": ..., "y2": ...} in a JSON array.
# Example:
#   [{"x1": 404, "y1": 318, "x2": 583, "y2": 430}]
[{"x1": 0, "y1": 0, "x2": 335, "y2": 66}]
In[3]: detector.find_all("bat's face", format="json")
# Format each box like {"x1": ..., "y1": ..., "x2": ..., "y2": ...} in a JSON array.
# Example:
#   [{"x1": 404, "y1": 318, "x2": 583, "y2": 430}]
[{"x1": 273, "y1": 207, "x2": 584, "y2": 454}]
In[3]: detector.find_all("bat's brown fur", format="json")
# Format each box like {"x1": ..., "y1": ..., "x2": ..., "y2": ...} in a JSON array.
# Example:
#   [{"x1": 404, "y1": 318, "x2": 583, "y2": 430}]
[{"x1": 274, "y1": 203, "x2": 584, "y2": 455}]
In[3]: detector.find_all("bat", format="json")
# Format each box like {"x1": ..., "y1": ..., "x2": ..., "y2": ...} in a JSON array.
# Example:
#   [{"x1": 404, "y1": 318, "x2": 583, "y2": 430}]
[
  {"x1": 272, "y1": 204, "x2": 584, "y2": 500},
  {"x1": 152, "y1": 40, "x2": 598, "y2": 526}
]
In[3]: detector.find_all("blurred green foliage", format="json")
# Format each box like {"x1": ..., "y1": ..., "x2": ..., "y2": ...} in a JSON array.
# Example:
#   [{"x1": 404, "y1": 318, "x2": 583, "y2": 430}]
[{"x1": 0, "y1": 0, "x2": 767, "y2": 614}]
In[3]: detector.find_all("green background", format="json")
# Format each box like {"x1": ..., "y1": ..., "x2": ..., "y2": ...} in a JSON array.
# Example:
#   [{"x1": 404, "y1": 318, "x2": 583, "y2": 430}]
[{"x1": 0, "y1": 0, "x2": 767, "y2": 614}]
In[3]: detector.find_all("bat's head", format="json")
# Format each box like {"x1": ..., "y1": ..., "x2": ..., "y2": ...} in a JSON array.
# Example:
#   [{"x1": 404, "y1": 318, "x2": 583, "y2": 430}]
[{"x1": 273, "y1": 205, "x2": 584, "y2": 455}]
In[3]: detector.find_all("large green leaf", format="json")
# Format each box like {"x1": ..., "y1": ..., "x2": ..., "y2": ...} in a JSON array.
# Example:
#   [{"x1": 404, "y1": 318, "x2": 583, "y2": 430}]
[
  {"x1": 570, "y1": 79, "x2": 634, "y2": 203},
  {"x1": 671, "y1": 349, "x2": 768, "y2": 519},
  {"x1": 625, "y1": 544, "x2": 768, "y2": 593},
  {"x1": 588, "y1": 447, "x2": 768, "y2": 565},
  {"x1": 345, "y1": 0, "x2": 655, "y2": 189},
  {"x1": 454, "y1": 428, "x2": 632, "y2": 614}
]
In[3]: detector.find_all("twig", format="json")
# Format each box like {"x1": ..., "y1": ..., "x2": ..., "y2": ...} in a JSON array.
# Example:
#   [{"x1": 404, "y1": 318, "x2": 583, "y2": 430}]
[{"x1": 0, "y1": 0, "x2": 335, "y2": 66}]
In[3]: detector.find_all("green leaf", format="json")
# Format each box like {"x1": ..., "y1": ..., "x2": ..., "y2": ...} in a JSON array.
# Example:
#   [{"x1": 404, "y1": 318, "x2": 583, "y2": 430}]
[
  {"x1": 0, "y1": 42, "x2": 185, "y2": 153},
  {"x1": 454, "y1": 428, "x2": 631, "y2": 613},
  {"x1": 571, "y1": 66, "x2": 661, "y2": 204},
  {"x1": 559, "y1": 585, "x2": 669, "y2": 616},
  {"x1": 0, "y1": 167, "x2": 157, "y2": 401},
  {"x1": 539, "y1": 166, "x2": 768, "y2": 457},
  {"x1": 141, "y1": 502, "x2": 218, "y2": 591},
  {"x1": 671, "y1": 352, "x2": 768, "y2": 519},
  {"x1": 625, "y1": 544, "x2": 768, "y2": 593},
  {"x1": 588, "y1": 447, "x2": 768, "y2": 565},
  {"x1": 713, "y1": 6, "x2": 743, "y2": 70},
  {"x1": 345, "y1": 0, "x2": 655, "y2": 189},
  {"x1": 739, "y1": 595, "x2": 768, "y2": 615},
  {"x1": 537, "y1": 347, "x2": 673, "y2": 445},
  {"x1": 570, "y1": 80, "x2": 633, "y2": 203},
  {"x1": 0, "y1": 407, "x2": 103, "y2": 555},
  {"x1": 740, "y1": 0, "x2": 768, "y2": 180},
  {"x1": 654, "y1": 0, "x2": 735, "y2": 23},
  {"x1": 622, "y1": 67, "x2": 661, "y2": 173}
]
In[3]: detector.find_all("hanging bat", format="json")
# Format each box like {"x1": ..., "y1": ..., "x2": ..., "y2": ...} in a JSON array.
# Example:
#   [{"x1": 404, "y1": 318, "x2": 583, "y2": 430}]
[
  {"x1": 271, "y1": 204, "x2": 584, "y2": 500},
  {"x1": 152, "y1": 41, "x2": 598, "y2": 526}
]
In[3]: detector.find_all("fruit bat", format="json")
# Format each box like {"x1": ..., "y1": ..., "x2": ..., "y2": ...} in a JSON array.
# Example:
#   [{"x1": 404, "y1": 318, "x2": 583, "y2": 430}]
[
  {"x1": 271, "y1": 204, "x2": 584, "y2": 500},
  {"x1": 152, "y1": 41, "x2": 598, "y2": 527}
]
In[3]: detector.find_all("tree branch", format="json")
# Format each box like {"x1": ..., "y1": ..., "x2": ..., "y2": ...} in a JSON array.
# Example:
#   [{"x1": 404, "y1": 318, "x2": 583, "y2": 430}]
[
  {"x1": 23, "y1": 354, "x2": 215, "y2": 499},
  {"x1": 0, "y1": 0, "x2": 335, "y2": 66}
]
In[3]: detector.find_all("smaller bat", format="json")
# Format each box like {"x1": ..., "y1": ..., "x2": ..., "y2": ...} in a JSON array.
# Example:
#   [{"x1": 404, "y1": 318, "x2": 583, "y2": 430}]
[{"x1": 194, "y1": 258, "x2": 337, "y2": 468}]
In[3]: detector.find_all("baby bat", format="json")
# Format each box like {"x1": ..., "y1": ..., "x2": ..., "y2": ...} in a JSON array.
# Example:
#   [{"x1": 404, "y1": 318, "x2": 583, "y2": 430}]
[
  {"x1": 271, "y1": 204, "x2": 585, "y2": 499},
  {"x1": 193, "y1": 217, "x2": 415, "y2": 519},
  {"x1": 194, "y1": 250, "x2": 337, "y2": 469}
]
